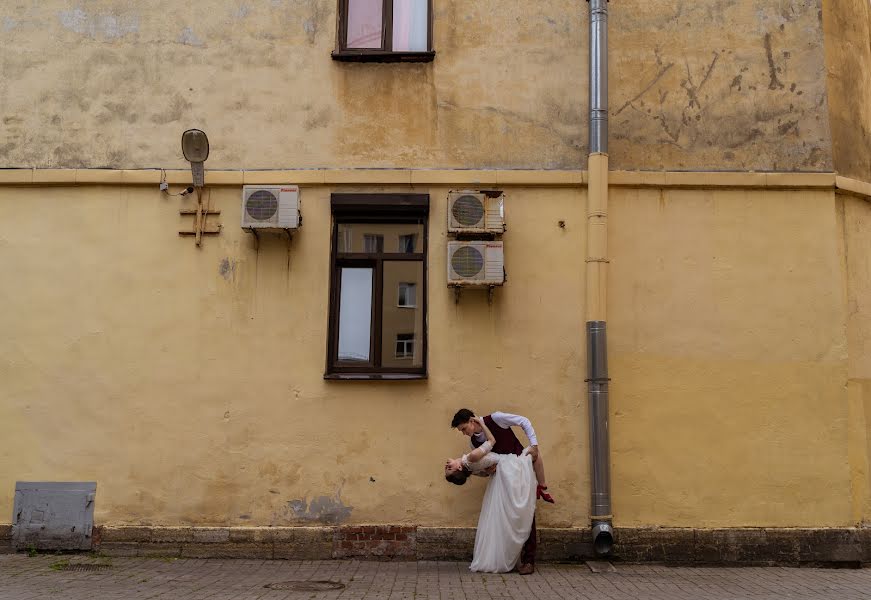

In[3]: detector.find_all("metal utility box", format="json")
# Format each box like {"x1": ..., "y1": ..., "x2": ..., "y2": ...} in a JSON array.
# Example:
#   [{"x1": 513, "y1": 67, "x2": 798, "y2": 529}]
[{"x1": 12, "y1": 482, "x2": 97, "y2": 551}]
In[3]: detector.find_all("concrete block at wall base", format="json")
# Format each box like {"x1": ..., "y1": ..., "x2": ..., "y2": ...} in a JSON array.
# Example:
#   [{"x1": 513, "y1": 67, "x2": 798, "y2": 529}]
[
  {"x1": 0, "y1": 525, "x2": 13, "y2": 554},
  {"x1": 415, "y1": 528, "x2": 475, "y2": 561},
  {"x1": 137, "y1": 543, "x2": 183, "y2": 559},
  {"x1": 150, "y1": 527, "x2": 194, "y2": 543},
  {"x1": 616, "y1": 528, "x2": 697, "y2": 563},
  {"x1": 274, "y1": 527, "x2": 334, "y2": 560},
  {"x1": 538, "y1": 528, "x2": 595, "y2": 562},
  {"x1": 98, "y1": 542, "x2": 141, "y2": 557},
  {"x1": 615, "y1": 528, "x2": 866, "y2": 567},
  {"x1": 100, "y1": 526, "x2": 154, "y2": 543},
  {"x1": 229, "y1": 527, "x2": 276, "y2": 543},
  {"x1": 191, "y1": 528, "x2": 231, "y2": 544},
  {"x1": 84, "y1": 525, "x2": 871, "y2": 565},
  {"x1": 182, "y1": 542, "x2": 273, "y2": 559}
]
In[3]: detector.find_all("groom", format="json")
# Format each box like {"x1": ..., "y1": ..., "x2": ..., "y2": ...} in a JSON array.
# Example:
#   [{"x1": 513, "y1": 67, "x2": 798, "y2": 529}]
[{"x1": 451, "y1": 408, "x2": 553, "y2": 575}]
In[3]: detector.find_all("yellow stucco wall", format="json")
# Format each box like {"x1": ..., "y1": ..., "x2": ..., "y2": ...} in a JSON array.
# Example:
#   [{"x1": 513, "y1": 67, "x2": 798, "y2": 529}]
[
  {"x1": 0, "y1": 181, "x2": 864, "y2": 529},
  {"x1": 0, "y1": 0, "x2": 833, "y2": 172},
  {"x1": 607, "y1": 187, "x2": 854, "y2": 527},
  {"x1": 843, "y1": 194, "x2": 871, "y2": 524},
  {"x1": 0, "y1": 183, "x2": 589, "y2": 528}
]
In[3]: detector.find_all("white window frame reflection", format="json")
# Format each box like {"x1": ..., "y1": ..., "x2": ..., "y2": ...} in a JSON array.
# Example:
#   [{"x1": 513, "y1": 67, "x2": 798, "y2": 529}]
[
  {"x1": 363, "y1": 234, "x2": 384, "y2": 253},
  {"x1": 395, "y1": 334, "x2": 414, "y2": 359},
  {"x1": 397, "y1": 282, "x2": 417, "y2": 308},
  {"x1": 398, "y1": 233, "x2": 417, "y2": 253}
]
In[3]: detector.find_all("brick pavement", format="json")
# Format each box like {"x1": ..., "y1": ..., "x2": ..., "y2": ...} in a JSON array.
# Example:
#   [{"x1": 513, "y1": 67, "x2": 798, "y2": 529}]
[{"x1": 1, "y1": 555, "x2": 870, "y2": 600}]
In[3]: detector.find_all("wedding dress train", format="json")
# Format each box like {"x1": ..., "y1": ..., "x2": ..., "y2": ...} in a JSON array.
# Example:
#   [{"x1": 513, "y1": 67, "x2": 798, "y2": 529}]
[{"x1": 468, "y1": 448, "x2": 537, "y2": 573}]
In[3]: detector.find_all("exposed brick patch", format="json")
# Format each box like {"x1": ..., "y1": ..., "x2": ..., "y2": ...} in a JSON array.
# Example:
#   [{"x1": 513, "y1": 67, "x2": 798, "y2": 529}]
[
  {"x1": 90, "y1": 525, "x2": 102, "y2": 549},
  {"x1": 333, "y1": 525, "x2": 417, "y2": 559}
]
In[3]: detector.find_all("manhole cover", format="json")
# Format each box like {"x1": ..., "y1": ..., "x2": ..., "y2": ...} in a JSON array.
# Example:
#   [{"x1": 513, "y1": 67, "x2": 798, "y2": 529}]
[
  {"x1": 264, "y1": 580, "x2": 345, "y2": 591},
  {"x1": 60, "y1": 564, "x2": 113, "y2": 572}
]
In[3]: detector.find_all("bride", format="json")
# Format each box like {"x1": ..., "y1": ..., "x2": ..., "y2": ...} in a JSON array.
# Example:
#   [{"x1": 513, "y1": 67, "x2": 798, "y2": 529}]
[{"x1": 444, "y1": 416, "x2": 537, "y2": 573}]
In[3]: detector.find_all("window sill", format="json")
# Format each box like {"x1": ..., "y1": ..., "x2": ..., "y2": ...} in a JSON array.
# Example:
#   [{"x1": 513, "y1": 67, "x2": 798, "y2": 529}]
[
  {"x1": 324, "y1": 372, "x2": 428, "y2": 381},
  {"x1": 331, "y1": 50, "x2": 435, "y2": 63}
]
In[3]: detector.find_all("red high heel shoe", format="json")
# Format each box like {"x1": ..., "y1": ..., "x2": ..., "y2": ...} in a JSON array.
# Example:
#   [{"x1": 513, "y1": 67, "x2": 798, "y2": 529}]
[{"x1": 536, "y1": 484, "x2": 555, "y2": 504}]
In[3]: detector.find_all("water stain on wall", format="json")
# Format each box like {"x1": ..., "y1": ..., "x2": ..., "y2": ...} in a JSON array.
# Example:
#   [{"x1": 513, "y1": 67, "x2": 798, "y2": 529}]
[
  {"x1": 58, "y1": 8, "x2": 139, "y2": 40},
  {"x1": 285, "y1": 494, "x2": 353, "y2": 524}
]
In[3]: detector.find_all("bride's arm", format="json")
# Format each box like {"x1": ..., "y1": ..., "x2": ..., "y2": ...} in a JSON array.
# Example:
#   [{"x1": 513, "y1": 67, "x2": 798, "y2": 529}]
[{"x1": 464, "y1": 416, "x2": 496, "y2": 463}]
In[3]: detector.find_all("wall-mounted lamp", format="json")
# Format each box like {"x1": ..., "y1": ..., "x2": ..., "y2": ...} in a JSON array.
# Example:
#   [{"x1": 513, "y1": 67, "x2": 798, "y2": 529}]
[{"x1": 181, "y1": 129, "x2": 209, "y2": 188}]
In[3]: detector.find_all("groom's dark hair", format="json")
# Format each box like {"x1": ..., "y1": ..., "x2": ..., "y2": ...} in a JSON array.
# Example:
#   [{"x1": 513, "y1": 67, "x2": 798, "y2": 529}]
[{"x1": 451, "y1": 408, "x2": 475, "y2": 428}]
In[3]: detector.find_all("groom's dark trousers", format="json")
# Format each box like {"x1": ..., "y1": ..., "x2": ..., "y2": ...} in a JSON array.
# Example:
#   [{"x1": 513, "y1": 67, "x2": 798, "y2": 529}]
[{"x1": 472, "y1": 414, "x2": 537, "y2": 566}]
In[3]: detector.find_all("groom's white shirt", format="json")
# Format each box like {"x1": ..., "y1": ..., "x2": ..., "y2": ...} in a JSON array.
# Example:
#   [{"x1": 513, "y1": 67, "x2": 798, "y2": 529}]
[{"x1": 471, "y1": 411, "x2": 538, "y2": 447}]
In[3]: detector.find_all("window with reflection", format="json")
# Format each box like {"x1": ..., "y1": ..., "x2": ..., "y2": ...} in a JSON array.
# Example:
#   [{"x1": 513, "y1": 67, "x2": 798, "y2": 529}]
[
  {"x1": 333, "y1": 0, "x2": 434, "y2": 62},
  {"x1": 327, "y1": 194, "x2": 428, "y2": 379}
]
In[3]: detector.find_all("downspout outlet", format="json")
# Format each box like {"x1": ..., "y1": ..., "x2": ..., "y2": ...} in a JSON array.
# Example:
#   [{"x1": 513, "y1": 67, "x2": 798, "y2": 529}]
[{"x1": 592, "y1": 521, "x2": 614, "y2": 556}]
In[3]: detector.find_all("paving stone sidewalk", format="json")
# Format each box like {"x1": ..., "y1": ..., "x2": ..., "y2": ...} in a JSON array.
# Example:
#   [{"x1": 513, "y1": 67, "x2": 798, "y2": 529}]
[{"x1": 1, "y1": 555, "x2": 870, "y2": 600}]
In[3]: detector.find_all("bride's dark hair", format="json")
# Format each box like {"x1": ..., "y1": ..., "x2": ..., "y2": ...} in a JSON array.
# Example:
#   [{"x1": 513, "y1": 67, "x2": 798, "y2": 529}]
[{"x1": 445, "y1": 467, "x2": 471, "y2": 486}]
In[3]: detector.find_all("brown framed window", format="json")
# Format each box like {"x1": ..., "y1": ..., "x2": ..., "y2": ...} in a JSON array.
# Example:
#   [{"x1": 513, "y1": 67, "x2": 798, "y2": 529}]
[
  {"x1": 326, "y1": 194, "x2": 428, "y2": 380},
  {"x1": 332, "y1": 0, "x2": 435, "y2": 62}
]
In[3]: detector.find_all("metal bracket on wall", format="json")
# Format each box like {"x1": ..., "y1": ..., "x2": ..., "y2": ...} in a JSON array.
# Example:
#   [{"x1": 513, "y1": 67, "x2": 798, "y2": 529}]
[
  {"x1": 244, "y1": 228, "x2": 295, "y2": 252},
  {"x1": 178, "y1": 189, "x2": 221, "y2": 245},
  {"x1": 451, "y1": 284, "x2": 499, "y2": 305}
]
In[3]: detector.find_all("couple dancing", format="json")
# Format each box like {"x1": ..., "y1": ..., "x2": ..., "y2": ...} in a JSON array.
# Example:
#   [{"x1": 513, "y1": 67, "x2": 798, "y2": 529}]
[{"x1": 444, "y1": 409, "x2": 555, "y2": 574}]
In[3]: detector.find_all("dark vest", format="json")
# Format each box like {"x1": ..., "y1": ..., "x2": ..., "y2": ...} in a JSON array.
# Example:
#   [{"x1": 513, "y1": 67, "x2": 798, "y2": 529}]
[{"x1": 471, "y1": 414, "x2": 524, "y2": 456}]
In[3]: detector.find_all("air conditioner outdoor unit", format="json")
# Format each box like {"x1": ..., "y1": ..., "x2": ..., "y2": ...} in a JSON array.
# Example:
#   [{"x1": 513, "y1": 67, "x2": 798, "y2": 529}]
[
  {"x1": 447, "y1": 191, "x2": 504, "y2": 233},
  {"x1": 241, "y1": 185, "x2": 300, "y2": 229},
  {"x1": 447, "y1": 241, "x2": 505, "y2": 285}
]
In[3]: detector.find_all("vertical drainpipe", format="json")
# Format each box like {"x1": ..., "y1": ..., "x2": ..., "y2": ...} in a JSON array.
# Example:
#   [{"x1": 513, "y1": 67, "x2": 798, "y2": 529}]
[{"x1": 586, "y1": 0, "x2": 613, "y2": 556}]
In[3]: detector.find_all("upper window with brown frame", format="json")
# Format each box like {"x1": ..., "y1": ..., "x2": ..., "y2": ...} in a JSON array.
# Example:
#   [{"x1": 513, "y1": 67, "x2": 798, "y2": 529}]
[
  {"x1": 332, "y1": 0, "x2": 435, "y2": 62},
  {"x1": 326, "y1": 194, "x2": 429, "y2": 380}
]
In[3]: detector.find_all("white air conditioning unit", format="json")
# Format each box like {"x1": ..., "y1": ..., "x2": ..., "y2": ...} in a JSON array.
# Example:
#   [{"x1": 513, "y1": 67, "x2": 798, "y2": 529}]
[
  {"x1": 447, "y1": 191, "x2": 504, "y2": 233},
  {"x1": 447, "y1": 241, "x2": 505, "y2": 285},
  {"x1": 241, "y1": 185, "x2": 300, "y2": 229}
]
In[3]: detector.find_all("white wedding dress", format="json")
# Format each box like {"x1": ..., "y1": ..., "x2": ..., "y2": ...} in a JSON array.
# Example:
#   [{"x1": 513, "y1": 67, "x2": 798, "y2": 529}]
[{"x1": 465, "y1": 446, "x2": 537, "y2": 573}]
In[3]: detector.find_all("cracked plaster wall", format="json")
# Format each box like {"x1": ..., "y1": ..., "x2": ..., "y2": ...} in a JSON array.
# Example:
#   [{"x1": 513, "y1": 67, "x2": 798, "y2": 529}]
[
  {"x1": 822, "y1": 0, "x2": 871, "y2": 181},
  {"x1": 0, "y1": 0, "x2": 839, "y2": 172}
]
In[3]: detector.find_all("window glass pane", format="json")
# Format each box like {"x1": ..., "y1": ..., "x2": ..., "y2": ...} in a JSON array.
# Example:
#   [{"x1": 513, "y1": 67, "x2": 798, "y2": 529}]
[
  {"x1": 382, "y1": 261, "x2": 423, "y2": 368},
  {"x1": 392, "y1": 0, "x2": 428, "y2": 51},
  {"x1": 363, "y1": 234, "x2": 384, "y2": 253},
  {"x1": 338, "y1": 223, "x2": 424, "y2": 254},
  {"x1": 398, "y1": 282, "x2": 416, "y2": 307},
  {"x1": 338, "y1": 268, "x2": 373, "y2": 362},
  {"x1": 347, "y1": 0, "x2": 383, "y2": 49},
  {"x1": 398, "y1": 233, "x2": 417, "y2": 253}
]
